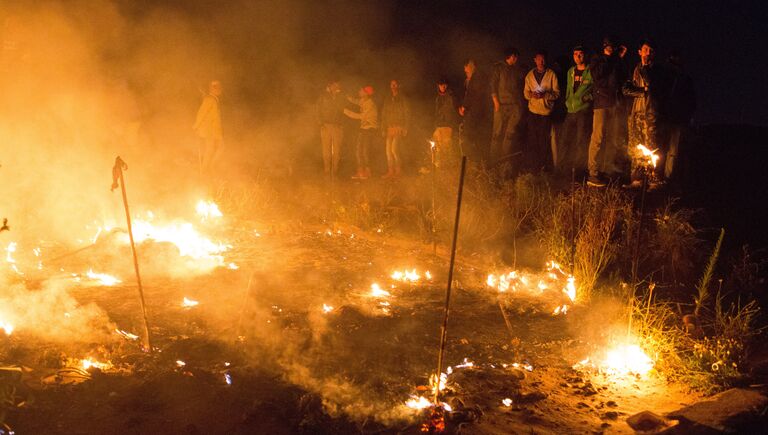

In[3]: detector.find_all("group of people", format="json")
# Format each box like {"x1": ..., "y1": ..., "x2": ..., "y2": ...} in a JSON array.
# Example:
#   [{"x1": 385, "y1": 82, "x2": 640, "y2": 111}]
[{"x1": 315, "y1": 36, "x2": 695, "y2": 188}]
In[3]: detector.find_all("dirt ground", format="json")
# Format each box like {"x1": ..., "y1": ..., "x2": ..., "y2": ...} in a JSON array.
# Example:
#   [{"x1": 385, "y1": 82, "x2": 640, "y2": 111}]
[{"x1": 2, "y1": 177, "x2": 705, "y2": 434}]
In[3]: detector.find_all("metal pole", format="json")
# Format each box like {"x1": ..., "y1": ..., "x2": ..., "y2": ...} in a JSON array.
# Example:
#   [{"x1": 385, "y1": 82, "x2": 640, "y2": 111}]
[
  {"x1": 434, "y1": 156, "x2": 467, "y2": 404},
  {"x1": 431, "y1": 140, "x2": 437, "y2": 255},
  {"x1": 628, "y1": 169, "x2": 649, "y2": 337},
  {"x1": 112, "y1": 157, "x2": 152, "y2": 352},
  {"x1": 570, "y1": 167, "x2": 576, "y2": 276}
]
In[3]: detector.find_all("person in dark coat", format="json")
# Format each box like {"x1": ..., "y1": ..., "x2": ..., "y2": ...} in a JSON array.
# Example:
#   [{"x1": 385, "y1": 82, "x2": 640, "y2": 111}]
[
  {"x1": 433, "y1": 77, "x2": 459, "y2": 166},
  {"x1": 459, "y1": 59, "x2": 488, "y2": 163}
]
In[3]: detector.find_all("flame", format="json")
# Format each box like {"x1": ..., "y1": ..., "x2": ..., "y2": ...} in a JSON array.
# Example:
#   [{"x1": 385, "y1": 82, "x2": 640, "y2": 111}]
[
  {"x1": 1, "y1": 317, "x2": 14, "y2": 335},
  {"x1": 565, "y1": 276, "x2": 576, "y2": 302},
  {"x1": 369, "y1": 283, "x2": 391, "y2": 298},
  {"x1": 195, "y1": 200, "x2": 223, "y2": 220},
  {"x1": 391, "y1": 268, "x2": 428, "y2": 283},
  {"x1": 5, "y1": 241, "x2": 23, "y2": 275},
  {"x1": 176, "y1": 360, "x2": 186, "y2": 367},
  {"x1": 322, "y1": 303, "x2": 334, "y2": 313},
  {"x1": 502, "y1": 398, "x2": 513, "y2": 407},
  {"x1": 429, "y1": 140, "x2": 436, "y2": 150},
  {"x1": 128, "y1": 218, "x2": 229, "y2": 261},
  {"x1": 81, "y1": 358, "x2": 112, "y2": 371},
  {"x1": 86, "y1": 269, "x2": 121, "y2": 286},
  {"x1": 182, "y1": 297, "x2": 199, "y2": 308},
  {"x1": 489, "y1": 261, "x2": 578, "y2": 304},
  {"x1": 552, "y1": 304, "x2": 569, "y2": 315},
  {"x1": 405, "y1": 395, "x2": 432, "y2": 410},
  {"x1": 636, "y1": 144, "x2": 659, "y2": 168},
  {"x1": 602, "y1": 344, "x2": 654, "y2": 376}
]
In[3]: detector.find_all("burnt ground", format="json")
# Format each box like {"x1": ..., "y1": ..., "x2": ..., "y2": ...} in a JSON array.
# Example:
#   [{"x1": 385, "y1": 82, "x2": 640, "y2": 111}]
[{"x1": 2, "y1": 181, "x2": 705, "y2": 435}]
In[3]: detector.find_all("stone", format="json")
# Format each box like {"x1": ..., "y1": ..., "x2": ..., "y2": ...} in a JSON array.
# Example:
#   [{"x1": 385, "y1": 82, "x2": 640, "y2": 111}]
[
  {"x1": 667, "y1": 388, "x2": 768, "y2": 433},
  {"x1": 626, "y1": 411, "x2": 673, "y2": 432},
  {"x1": 601, "y1": 411, "x2": 619, "y2": 420}
]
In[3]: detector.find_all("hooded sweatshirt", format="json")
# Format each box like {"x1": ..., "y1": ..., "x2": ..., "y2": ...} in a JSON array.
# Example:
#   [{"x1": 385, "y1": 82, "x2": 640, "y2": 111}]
[{"x1": 344, "y1": 96, "x2": 378, "y2": 130}]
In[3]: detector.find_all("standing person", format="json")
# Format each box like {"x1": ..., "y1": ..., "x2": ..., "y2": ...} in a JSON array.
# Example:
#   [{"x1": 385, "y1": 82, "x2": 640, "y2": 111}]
[
  {"x1": 433, "y1": 77, "x2": 458, "y2": 166},
  {"x1": 193, "y1": 80, "x2": 223, "y2": 177},
  {"x1": 524, "y1": 50, "x2": 560, "y2": 171},
  {"x1": 587, "y1": 37, "x2": 627, "y2": 187},
  {"x1": 459, "y1": 58, "x2": 488, "y2": 163},
  {"x1": 344, "y1": 85, "x2": 378, "y2": 180},
  {"x1": 317, "y1": 79, "x2": 345, "y2": 178},
  {"x1": 380, "y1": 79, "x2": 410, "y2": 179},
  {"x1": 489, "y1": 47, "x2": 526, "y2": 172},
  {"x1": 560, "y1": 45, "x2": 593, "y2": 172},
  {"x1": 660, "y1": 50, "x2": 696, "y2": 181},
  {"x1": 623, "y1": 39, "x2": 664, "y2": 188}
]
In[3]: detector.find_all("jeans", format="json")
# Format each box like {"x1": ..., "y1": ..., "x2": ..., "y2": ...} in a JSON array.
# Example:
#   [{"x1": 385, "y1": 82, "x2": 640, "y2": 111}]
[
  {"x1": 320, "y1": 123, "x2": 343, "y2": 174},
  {"x1": 490, "y1": 104, "x2": 523, "y2": 166},
  {"x1": 588, "y1": 106, "x2": 621, "y2": 177}
]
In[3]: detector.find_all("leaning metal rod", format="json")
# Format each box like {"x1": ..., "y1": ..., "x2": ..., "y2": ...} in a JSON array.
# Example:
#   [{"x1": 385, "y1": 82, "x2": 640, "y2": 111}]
[
  {"x1": 434, "y1": 156, "x2": 467, "y2": 405},
  {"x1": 628, "y1": 167, "x2": 649, "y2": 337},
  {"x1": 430, "y1": 140, "x2": 437, "y2": 255},
  {"x1": 569, "y1": 167, "x2": 577, "y2": 276},
  {"x1": 112, "y1": 157, "x2": 152, "y2": 352}
]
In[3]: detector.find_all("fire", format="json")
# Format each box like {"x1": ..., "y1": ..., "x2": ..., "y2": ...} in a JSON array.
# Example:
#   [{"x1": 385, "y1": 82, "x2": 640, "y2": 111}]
[
  {"x1": 1, "y1": 317, "x2": 14, "y2": 335},
  {"x1": 182, "y1": 297, "x2": 199, "y2": 308},
  {"x1": 502, "y1": 398, "x2": 513, "y2": 407},
  {"x1": 80, "y1": 358, "x2": 112, "y2": 371},
  {"x1": 115, "y1": 329, "x2": 139, "y2": 340},
  {"x1": 565, "y1": 276, "x2": 576, "y2": 302},
  {"x1": 552, "y1": 304, "x2": 569, "y2": 315},
  {"x1": 488, "y1": 261, "x2": 577, "y2": 304},
  {"x1": 391, "y1": 268, "x2": 431, "y2": 283},
  {"x1": 405, "y1": 395, "x2": 432, "y2": 410},
  {"x1": 5, "y1": 241, "x2": 23, "y2": 275},
  {"x1": 574, "y1": 343, "x2": 655, "y2": 377},
  {"x1": 369, "y1": 283, "x2": 391, "y2": 298},
  {"x1": 195, "y1": 200, "x2": 223, "y2": 220},
  {"x1": 636, "y1": 144, "x2": 659, "y2": 168},
  {"x1": 322, "y1": 303, "x2": 334, "y2": 313},
  {"x1": 86, "y1": 269, "x2": 122, "y2": 286},
  {"x1": 128, "y1": 218, "x2": 230, "y2": 261}
]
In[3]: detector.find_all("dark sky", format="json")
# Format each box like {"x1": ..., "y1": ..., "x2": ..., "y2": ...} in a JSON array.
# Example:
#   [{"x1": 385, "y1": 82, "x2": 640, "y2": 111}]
[{"x1": 116, "y1": 0, "x2": 768, "y2": 126}]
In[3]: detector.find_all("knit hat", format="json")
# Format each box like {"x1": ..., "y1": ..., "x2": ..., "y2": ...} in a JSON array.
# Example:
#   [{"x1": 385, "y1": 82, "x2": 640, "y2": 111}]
[{"x1": 362, "y1": 85, "x2": 374, "y2": 96}]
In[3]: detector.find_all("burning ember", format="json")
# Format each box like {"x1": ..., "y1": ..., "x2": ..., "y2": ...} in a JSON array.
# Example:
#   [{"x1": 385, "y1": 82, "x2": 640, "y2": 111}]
[
  {"x1": 182, "y1": 297, "x2": 199, "y2": 308},
  {"x1": 502, "y1": 398, "x2": 513, "y2": 407},
  {"x1": 636, "y1": 144, "x2": 659, "y2": 168},
  {"x1": 79, "y1": 358, "x2": 113, "y2": 371},
  {"x1": 322, "y1": 303, "x2": 334, "y2": 313},
  {"x1": 552, "y1": 304, "x2": 569, "y2": 315},
  {"x1": 86, "y1": 269, "x2": 122, "y2": 286},
  {"x1": 391, "y1": 268, "x2": 432, "y2": 283},
  {"x1": 487, "y1": 261, "x2": 577, "y2": 308}
]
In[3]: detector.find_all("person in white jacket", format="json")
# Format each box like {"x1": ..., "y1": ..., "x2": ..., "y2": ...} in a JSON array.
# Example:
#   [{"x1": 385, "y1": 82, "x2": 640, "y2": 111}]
[{"x1": 524, "y1": 51, "x2": 560, "y2": 171}]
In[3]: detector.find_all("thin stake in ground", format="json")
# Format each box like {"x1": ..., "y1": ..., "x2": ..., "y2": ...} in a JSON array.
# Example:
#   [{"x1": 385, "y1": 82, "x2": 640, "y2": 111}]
[
  {"x1": 111, "y1": 156, "x2": 152, "y2": 352},
  {"x1": 434, "y1": 156, "x2": 467, "y2": 405}
]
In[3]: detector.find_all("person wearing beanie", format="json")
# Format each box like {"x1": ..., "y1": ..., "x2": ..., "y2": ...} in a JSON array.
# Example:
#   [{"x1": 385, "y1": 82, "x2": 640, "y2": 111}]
[
  {"x1": 433, "y1": 77, "x2": 459, "y2": 166},
  {"x1": 344, "y1": 85, "x2": 379, "y2": 179}
]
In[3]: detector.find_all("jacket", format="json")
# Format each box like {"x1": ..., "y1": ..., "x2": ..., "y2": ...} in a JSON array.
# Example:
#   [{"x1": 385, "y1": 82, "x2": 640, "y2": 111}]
[
  {"x1": 590, "y1": 53, "x2": 625, "y2": 109},
  {"x1": 344, "y1": 97, "x2": 378, "y2": 129},
  {"x1": 193, "y1": 95, "x2": 222, "y2": 140},
  {"x1": 462, "y1": 73, "x2": 487, "y2": 119},
  {"x1": 317, "y1": 91, "x2": 344, "y2": 125},
  {"x1": 622, "y1": 62, "x2": 663, "y2": 117},
  {"x1": 524, "y1": 68, "x2": 560, "y2": 116},
  {"x1": 435, "y1": 91, "x2": 458, "y2": 128},
  {"x1": 565, "y1": 66, "x2": 593, "y2": 113},
  {"x1": 381, "y1": 93, "x2": 410, "y2": 129},
  {"x1": 490, "y1": 61, "x2": 526, "y2": 106}
]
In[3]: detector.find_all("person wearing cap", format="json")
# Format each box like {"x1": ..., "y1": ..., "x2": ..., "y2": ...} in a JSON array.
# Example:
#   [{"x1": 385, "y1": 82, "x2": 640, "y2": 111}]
[
  {"x1": 560, "y1": 45, "x2": 593, "y2": 172},
  {"x1": 344, "y1": 85, "x2": 378, "y2": 179},
  {"x1": 587, "y1": 36, "x2": 627, "y2": 187},
  {"x1": 193, "y1": 79, "x2": 223, "y2": 177},
  {"x1": 524, "y1": 50, "x2": 560, "y2": 171},
  {"x1": 317, "y1": 79, "x2": 345, "y2": 177},
  {"x1": 489, "y1": 46, "x2": 526, "y2": 174},
  {"x1": 433, "y1": 77, "x2": 459, "y2": 166},
  {"x1": 623, "y1": 39, "x2": 665, "y2": 189},
  {"x1": 380, "y1": 79, "x2": 410, "y2": 179}
]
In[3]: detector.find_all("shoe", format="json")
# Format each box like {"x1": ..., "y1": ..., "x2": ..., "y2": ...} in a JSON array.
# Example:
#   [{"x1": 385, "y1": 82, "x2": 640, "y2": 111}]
[
  {"x1": 351, "y1": 169, "x2": 365, "y2": 180},
  {"x1": 623, "y1": 179, "x2": 643, "y2": 189},
  {"x1": 587, "y1": 175, "x2": 607, "y2": 187}
]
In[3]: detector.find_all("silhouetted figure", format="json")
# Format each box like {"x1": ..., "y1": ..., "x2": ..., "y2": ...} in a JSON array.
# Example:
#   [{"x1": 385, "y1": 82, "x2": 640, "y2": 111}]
[
  {"x1": 587, "y1": 37, "x2": 627, "y2": 187},
  {"x1": 623, "y1": 39, "x2": 665, "y2": 188},
  {"x1": 560, "y1": 45, "x2": 593, "y2": 172},
  {"x1": 489, "y1": 47, "x2": 526, "y2": 173},
  {"x1": 344, "y1": 86, "x2": 378, "y2": 180},
  {"x1": 432, "y1": 77, "x2": 459, "y2": 166},
  {"x1": 316, "y1": 79, "x2": 345, "y2": 177},
  {"x1": 193, "y1": 80, "x2": 223, "y2": 177},
  {"x1": 380, "y1": 79, "x2": 410, "y2": 179},
  {"x1": 660, "y1": 50, "x2": 696, "y2": 180},
  {"x1": 459, "y1": 59, "x2": 488, "y2": 163},
  {"x1": 524, "y1": 50, "x2": 560, "y2": 171}
]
